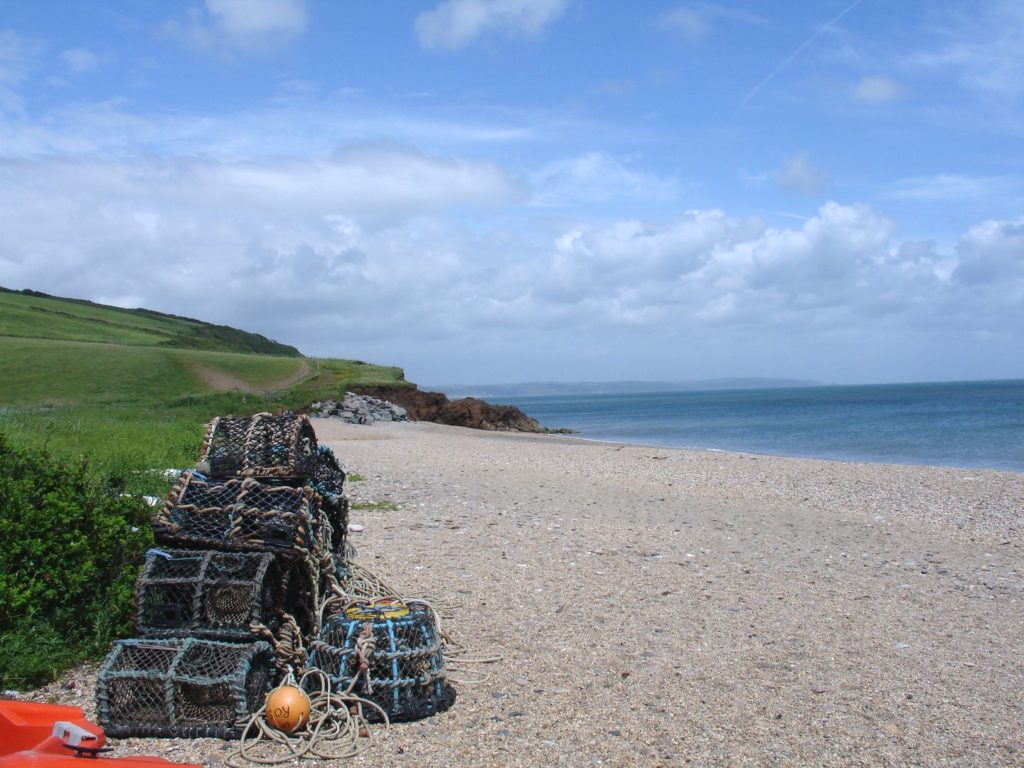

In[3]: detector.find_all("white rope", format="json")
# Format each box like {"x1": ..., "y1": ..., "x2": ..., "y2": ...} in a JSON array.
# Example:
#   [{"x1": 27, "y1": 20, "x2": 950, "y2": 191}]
[{"x1": 225, "y1": 668, "x2": 389, "y2": 767}]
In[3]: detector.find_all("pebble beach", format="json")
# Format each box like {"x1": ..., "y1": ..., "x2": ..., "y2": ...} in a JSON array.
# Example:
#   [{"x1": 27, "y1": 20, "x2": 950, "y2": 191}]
[{"x1": 30, "y1": 420, "x2": 1024, "y2": 767}]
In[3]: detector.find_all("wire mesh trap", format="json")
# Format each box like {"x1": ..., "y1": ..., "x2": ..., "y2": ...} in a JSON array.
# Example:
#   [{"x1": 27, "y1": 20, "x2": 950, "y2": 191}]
[
  {"x1": 153, "y1": 471, "x2": 330, "y2": 555},
  {"x1": 311, "y1": 445, "x2": 347, "y2": 500},
  {"x1": 308, "y1": 599, "x2": 453, "y2": 722},
  {"x1": 311, "y1": 446, "x2": 349, "y2": 555},
  {"x1": 134, "y1": 548, "x2": 317, "y2": 642},
  {"x1": 199, "y1": 413, "x2": 318, "y2": 480},
  {"x1": 96, "y1": 638, "x2": 275, "y2": 739}
]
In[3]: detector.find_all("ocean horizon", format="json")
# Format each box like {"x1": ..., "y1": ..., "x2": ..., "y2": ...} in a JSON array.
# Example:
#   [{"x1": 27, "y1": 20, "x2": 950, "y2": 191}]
[{"x1": 494, "y1": 379, "x2": 1024, "y2": 473}]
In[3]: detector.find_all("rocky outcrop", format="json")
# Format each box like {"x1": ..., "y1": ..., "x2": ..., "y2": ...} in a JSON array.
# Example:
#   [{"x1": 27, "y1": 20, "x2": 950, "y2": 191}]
[
  {"x1": 312, "y1": 393, "x2": 408, "y2": 424},
  {"x1": 350, "y1": 386, "x2": 545, "y2": 433}
]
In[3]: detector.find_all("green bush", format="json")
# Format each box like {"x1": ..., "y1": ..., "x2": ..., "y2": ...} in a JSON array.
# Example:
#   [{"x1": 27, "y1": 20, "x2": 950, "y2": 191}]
[{"x1": 0, "y1": 433, "x2": 153, "y2": 688}]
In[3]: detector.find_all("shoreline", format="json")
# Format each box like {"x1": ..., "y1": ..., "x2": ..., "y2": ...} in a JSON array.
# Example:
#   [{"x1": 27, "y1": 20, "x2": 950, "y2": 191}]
[
  {"x1": 536, "y1": 427, "x2": 1024, "y2": 476},
  {"x1": 345, "y1": 420, "x2": 1022, "y2": 536},
  {"x1": 24, "y1": 419, "x2": 1023, "y2": 766}
]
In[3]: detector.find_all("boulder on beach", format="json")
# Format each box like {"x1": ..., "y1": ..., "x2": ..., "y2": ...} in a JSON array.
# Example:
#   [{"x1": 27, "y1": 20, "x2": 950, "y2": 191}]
[
  {"x1": 312, "y1": 392, "x2": 408, "y2": 425},
  {"x1": 342, "y1": 386, "x2": 545, "y2": 433}
]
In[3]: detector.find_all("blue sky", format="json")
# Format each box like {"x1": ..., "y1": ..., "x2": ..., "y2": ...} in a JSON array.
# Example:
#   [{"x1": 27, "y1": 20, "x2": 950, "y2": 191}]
[{"x1": 1, "y1": 1, "x2": 1022, "y2": 386}]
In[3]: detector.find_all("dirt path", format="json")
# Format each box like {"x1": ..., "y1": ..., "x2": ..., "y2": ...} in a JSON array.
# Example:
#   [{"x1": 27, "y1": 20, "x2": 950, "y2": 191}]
[
  {"x1": 188, "y1": 359, "x2": 312, "y2": 394},
  {"x1": 269, "y1": 359, "x2": 314, "y2": 391}
]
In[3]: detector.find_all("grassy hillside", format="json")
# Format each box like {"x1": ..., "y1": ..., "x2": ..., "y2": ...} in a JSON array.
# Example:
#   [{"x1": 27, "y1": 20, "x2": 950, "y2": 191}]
[
  {"x1": 0, "y1": 286, "x2": 302, "y2": 356},
  {"x1": 0, "y1": 289, "x2": 410, "y2": 489},
  {"x1": 0, "y1": 337, "x2": 308, "y2": 406}
]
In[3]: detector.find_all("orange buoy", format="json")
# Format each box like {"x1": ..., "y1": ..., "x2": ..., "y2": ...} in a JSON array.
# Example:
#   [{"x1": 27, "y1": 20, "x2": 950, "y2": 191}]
[{"x1": 264, "y1": 686, "x2": 311, "y2": 734}]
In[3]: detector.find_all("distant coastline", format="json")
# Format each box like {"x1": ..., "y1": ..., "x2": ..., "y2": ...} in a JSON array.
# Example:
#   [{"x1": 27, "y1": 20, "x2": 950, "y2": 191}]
[{"x1": 428, "y1": 377, "x2": 822, "y2": 399}]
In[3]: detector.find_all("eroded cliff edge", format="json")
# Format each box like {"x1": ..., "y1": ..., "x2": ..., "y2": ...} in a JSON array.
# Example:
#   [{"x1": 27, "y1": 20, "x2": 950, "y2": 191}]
[{"x1": 350, "y1": 386, "x2": 545, "y2": 433}]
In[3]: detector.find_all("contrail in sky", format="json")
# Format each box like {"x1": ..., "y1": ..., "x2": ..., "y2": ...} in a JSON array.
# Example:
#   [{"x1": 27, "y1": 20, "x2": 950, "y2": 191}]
[
  {"x1": 767, "y1": 210, "x2": 813, "y2": 222},
  {"x1": 740, "y1": 0, "x2": 866, "y2": 106}
]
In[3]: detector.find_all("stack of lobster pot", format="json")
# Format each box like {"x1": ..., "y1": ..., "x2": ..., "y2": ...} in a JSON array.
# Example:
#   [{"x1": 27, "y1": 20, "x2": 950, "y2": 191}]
[{"x1": 96, "y1": 413, "x2": 349, "y2": 739}]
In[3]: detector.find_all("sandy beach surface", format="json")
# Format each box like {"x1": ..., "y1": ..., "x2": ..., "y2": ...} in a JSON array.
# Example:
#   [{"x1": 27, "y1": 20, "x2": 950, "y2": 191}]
[{"x1": 28, "y1": 420, "x2": 1023, "y2": 766}]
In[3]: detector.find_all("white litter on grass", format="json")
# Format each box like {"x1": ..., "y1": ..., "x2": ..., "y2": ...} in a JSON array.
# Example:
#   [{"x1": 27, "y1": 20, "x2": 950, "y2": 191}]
[{"x1": 123, "y1": 493, "x2": 162, "y2": 506}]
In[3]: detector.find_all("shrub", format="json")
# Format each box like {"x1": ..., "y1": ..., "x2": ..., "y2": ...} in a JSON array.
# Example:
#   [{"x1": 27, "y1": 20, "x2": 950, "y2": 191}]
[{"x1": 0, "y1": 433, "x2": 153, "y2": 688}]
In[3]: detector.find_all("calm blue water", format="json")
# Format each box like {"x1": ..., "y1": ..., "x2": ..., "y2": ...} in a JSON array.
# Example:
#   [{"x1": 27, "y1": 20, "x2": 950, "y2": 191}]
[{"x1": 497, "y1": 380, "x2": 1024, "y2": 473}]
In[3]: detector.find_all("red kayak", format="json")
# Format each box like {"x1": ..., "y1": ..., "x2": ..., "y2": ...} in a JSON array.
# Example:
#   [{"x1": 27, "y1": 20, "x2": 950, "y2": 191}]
[{"x1": 0, "y1": 700, "x2": 199, "y2": 767}]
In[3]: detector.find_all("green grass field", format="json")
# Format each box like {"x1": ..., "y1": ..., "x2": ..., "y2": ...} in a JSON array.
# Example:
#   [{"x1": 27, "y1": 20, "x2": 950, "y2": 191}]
[
  {"x1": 0, "y1": 337, "x2": 202, "y2": 405},
  {"x1": 0, "y1": 288, "x2": 410, "y2": 490}
]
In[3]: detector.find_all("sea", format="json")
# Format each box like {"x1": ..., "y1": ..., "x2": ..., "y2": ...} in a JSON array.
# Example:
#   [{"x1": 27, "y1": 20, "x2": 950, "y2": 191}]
[{"x1": 494, "y1": 380, "x2": 1024, "y2": 473}]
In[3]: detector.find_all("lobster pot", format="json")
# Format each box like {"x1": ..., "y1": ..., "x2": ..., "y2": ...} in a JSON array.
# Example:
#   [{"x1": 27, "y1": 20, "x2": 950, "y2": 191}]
[
  {"x1": 311, "y1": 445, "x2": 347, "y2": 499},
  {"x1": 199, "y1": 413, "x2": 318, "y2": 480},
  {"x1": 135, "y1": 549, "x2": 316, "y2": 641},
  {"x1": 323, "y1": 496, "x2": 349, "y2": 557},
  {"x1": 309, "y1": 600, "x2": 453, "y2": 722},
  {"x1": 153, "y1": 472, "x2": 330, "y2": 555},
  {"x1": 96, "y1": 638, "x2": 274, "y2": 739},
  {"x1": 311, "y1": 446, "x2": 349, "y2": 553}
]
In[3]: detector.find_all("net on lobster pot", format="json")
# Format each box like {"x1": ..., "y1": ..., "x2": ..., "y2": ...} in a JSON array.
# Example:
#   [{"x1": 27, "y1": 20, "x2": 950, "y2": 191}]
[
  {"x1": 96, "y1": 638, "x2": 275, "y2": 739},
  {"x1": 308, "y1": 599, "x2": 453, "y2": 722},
  {"x1": 133, "y1": 548, "x2": 315, "y2": 642},
  {"x1": 199, "y1": 413, "x2": 318, "y2": 480}
]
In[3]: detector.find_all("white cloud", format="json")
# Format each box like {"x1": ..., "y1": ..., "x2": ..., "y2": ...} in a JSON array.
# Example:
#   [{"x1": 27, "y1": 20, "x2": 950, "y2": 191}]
[
  {"x1": 909, "y1": 0, "x2": 1024, "y2": 101},
  {"x1": 658, "y1": 3, "x2": 769, "y2": 39},
  {"x1": 747, "y1": 202, "x2": 895, "y2": 292},
  {"x1": 415, "y1": 0, "x2": 569, "y2": 51},
  {"x1": 216, "y1": 145, "x2": 525, "y2": 219},
  {"x1": 167, "y1": 0, "x2": 307, "y2": 54},
  {"x1": 658, "y1": 7, "x2": 708, "y2": 40},
  {"x1": 529, "y1": 152, "x2": 680, "y2": 208},
  {"x1": 207, "y1": 0, "x2": 306, "y2": 45},
  {"x1": 514, "y1": 203, "x2": 895, "y2": 325},
  {"x1": 776, "y1": 152, "x2": 832, "y2": 197},
  {"x1": 954, "y1": 216, "x2": 1024, "y2": 286},
  {"x1": 512, "y1": 201, "x2": 976, "y2": 342},
  {"x1": 699, "y1": 4, "x2": 771, "y2": 29},
  {"x1": 0, "y1": 147, "x2": 521, "y2": 231},
  {"x1": 887, "y1": 174, "x2": 1019, "y2": 201},
  {"x1": 0, "y1": 133, "x2": 1019, "y2": 382},
  {"x1": 0, "y1": 29, "x2": 41, "y2": 113},
  {"x1": 0, "y1": 96, "x2": 548, "y2": 160},
  {"x1": 852, "y1": 74, "x2": 905, "y2": 104},
  {"x1": 60, "y1": 47, "x2": 100, "y2": 73},
  {"x1": 0, "y1": 146, "x2": 524, "y2": 352}
]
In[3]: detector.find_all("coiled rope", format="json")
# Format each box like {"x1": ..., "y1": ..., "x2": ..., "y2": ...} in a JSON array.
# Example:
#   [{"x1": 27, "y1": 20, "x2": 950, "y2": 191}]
[
  {"x1": 225, "y1": 668, "x2": 389, "y2": 767},
  {"x1": 250, "y1": 612, "x2": 306, "y2": 678}
]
